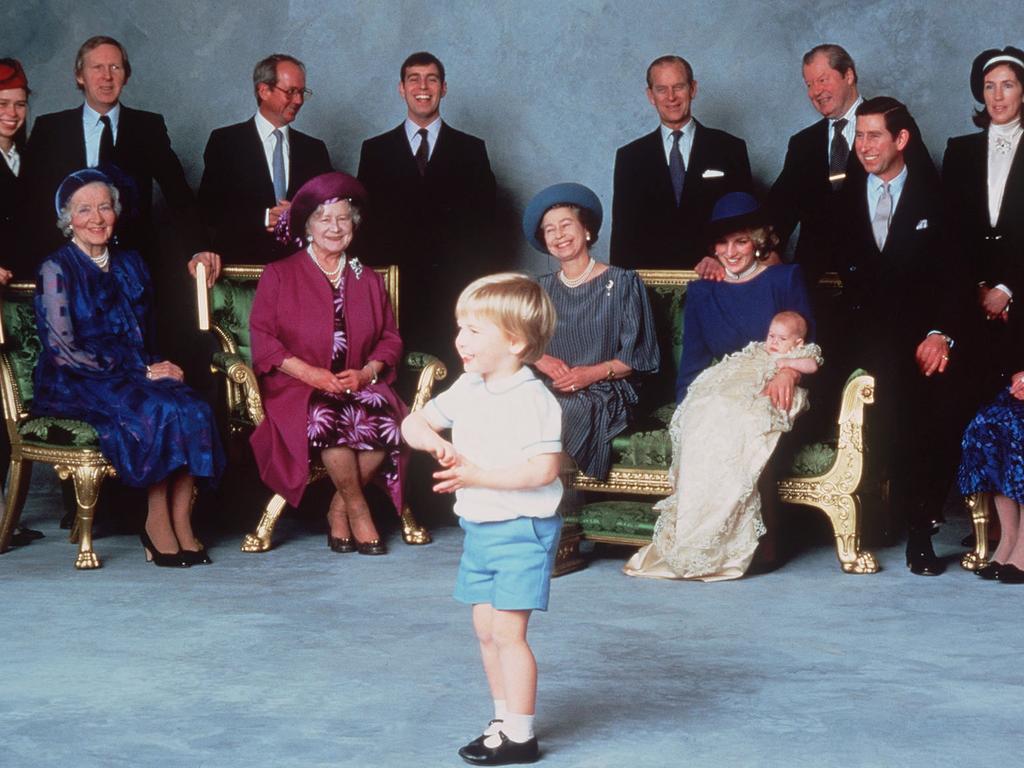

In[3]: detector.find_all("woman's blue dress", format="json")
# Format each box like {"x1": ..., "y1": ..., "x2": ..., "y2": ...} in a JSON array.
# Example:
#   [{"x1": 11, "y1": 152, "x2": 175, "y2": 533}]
[
  {"x1": 958, "y1": 388, "x2": 1024, "y2": 504},
  {"x1": 675, "y1": 264, "x2": 814, "y2": 402},
  {"x1": 33, "y1": 242, "x2": 223, "y2": 487}
]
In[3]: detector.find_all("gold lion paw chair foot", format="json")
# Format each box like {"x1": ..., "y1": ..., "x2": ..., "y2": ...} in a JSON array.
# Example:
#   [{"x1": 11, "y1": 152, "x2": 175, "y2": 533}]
[
  {"x1": 196, "y1": 264, "x2": 446, "y2": 553},
  {"x1": 0, "y1": 282, "x2": 118, "y2": 569},
  {"x1": 554, "y1": 270, "x2": 880, "y2": 577}
]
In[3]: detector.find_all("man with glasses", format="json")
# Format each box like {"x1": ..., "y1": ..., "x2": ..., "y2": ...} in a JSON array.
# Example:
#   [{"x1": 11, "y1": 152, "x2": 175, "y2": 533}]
[{"x1": 198, "y1": 53, "x2": 332, "y2": 265}]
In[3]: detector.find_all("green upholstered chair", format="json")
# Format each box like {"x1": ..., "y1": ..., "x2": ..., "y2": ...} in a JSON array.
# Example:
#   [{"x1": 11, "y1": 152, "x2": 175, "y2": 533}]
[
  {"x1": 558, "y1": 269, "x2": 889, "y2": 576},
  {"x1": 196, "y1": 264, "x2": 447, "y2": 553},
  {"x1": 0, "y1": 282, "x2": 116, "y2": 569}
]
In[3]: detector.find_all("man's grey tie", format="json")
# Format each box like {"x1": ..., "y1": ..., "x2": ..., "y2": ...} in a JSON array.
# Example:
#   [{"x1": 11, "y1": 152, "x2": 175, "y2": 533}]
[
  {"x1": 272, "y1": 129, "x2": 286, "y2": 202},
  {"x1": 829, "y1": 118, "x2": 849, "y2": 189},
  {"x1": 669, "y1": 129, "x2": 685, "y2": 205},
  {"x1": 872, "y1": 182, "x2": 892, "y2": 250}
]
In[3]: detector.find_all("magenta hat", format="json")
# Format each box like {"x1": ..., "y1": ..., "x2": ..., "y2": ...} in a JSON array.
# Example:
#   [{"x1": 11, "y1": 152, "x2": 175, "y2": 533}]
[{"x1": 275, "y1": 171, "x2": 368, "y2": 248}]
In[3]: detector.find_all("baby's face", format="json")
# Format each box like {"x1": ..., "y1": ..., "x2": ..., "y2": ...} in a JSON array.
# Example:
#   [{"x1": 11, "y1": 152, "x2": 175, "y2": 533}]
[{"x1": 766, "y1": 320, "x2": 802, "y2": 354}]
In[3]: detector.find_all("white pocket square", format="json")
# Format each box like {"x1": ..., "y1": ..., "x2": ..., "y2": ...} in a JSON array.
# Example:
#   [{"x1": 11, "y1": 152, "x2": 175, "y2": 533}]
[
  {"x1": 916, "y1": 219, "x2": 928, "y2": 230},
  {"x1": 702, "y1": 169, "x2": 725, "y2": 178}
]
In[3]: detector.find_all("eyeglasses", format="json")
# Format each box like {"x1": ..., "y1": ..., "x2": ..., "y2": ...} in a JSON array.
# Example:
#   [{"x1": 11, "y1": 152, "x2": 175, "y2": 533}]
[{"x1": 272, "y1": 85, "x2": 313, "y2": 100}]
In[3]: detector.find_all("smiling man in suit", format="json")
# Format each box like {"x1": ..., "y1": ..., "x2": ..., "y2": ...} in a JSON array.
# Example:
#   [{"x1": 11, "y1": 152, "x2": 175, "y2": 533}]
[
  {"x1": 198, "y1": 54, "x2": 332, "y2": 265},
  {"x1": 769, "y1": 44, "x2": 864, "y2": 286},
  {"x1": 22, "y1": 36, "x2": 217, "y2": 280},
  {"x1": 837, "y1": 97, "x2": 971, "y2": 576},
  {"x1": 610, "y1": 55, "x2": 752, "y2": 271},
  {"x1": 357, "y1": 51, "x2": 496, "y2": 356}
]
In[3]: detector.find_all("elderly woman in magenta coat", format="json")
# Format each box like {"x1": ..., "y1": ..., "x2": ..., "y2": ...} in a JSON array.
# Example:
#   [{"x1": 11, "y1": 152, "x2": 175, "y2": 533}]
[{"x1": 249, "y1": 172, "x2": 407, "y2": 555}]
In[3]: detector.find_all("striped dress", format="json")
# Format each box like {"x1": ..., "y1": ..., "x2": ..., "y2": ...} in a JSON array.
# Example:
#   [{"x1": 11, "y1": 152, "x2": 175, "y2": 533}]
[{"x1": 538, "y1": 266, "x2": 659, "y2": 479}]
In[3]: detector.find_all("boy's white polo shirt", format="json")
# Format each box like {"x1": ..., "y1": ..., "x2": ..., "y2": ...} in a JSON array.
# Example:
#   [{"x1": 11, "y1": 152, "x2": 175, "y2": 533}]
[{"x1": 425, "y1": 366, "x2": 563, "y2": 523}]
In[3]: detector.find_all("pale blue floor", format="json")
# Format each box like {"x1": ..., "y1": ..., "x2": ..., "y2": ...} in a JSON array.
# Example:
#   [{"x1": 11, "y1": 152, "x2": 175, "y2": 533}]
[{"x1": 1, "y1": 474, "x2": 1019, "y2": 768}]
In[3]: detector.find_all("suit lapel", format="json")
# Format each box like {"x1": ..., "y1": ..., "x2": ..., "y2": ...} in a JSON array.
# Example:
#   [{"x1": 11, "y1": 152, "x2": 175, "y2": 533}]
[
  {"x1": 640, "y1": 128, "x2": 675, "y2": 206},
  {"x1": 996, "y1": 134, "x2": 1024, "y2": 230},
  {"x1": 70, "y1": 105, "x2": 88, "y2": 167}
]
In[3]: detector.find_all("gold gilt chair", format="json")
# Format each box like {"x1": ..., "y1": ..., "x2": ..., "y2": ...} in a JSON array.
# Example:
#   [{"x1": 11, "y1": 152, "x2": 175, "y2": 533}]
[
  {"x1": 557, "y1": 269, "x2": 894, "y2": 576},
  {"x1": 195, "y1": 264, "x2": 447, "y2": 553},
  {"x1": 0, "y1": 281, "x2": 117, "y2": 569}
]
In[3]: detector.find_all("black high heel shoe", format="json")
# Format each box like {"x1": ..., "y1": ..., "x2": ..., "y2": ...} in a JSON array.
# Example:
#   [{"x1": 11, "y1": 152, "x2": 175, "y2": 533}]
[
  {"x1": 328, "y1": 534, "x2": 356, "y2": 553},
  {"x1": 140, "y1": 531, "x2": 190, "y2": 568},
  {"x1": 181, "y1": 545, "x2": 212, "y2": 565}
]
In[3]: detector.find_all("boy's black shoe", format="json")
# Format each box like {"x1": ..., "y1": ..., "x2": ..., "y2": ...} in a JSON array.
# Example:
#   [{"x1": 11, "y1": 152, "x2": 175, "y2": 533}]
[
  {"x1": 461, "y1": 720, "x2": 504, "y2": 752},
  {"x1": 458, "y1": 732, "x2": 539, "y2": 765}
]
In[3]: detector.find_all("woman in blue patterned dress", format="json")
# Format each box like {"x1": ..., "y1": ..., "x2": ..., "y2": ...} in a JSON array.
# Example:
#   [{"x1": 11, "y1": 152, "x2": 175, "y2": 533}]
[
  {"x1": 33, "y1": 169, "x2": 223, "y2": 567},
  {"x1": 958, "y1": 365, "x2": 1024, "y2": 583},
  {"x1": 522, "y1": 183, "x2": 660, "y2": 480}
]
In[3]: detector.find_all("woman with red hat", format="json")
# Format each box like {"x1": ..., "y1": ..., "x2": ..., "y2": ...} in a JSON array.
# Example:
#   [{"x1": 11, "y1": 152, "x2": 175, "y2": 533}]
[
  {"x1": 249, "y1": 171, "x2": 407, "y2": 555},
  {"x1": 0, "y1": 57, "x2": 28, "y2": 284}
]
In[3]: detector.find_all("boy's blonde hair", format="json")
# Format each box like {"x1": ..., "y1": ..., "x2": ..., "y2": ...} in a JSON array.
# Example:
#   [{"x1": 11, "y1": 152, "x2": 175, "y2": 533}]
[
  {"x1": 456, "y1": 273, "x2": 557, "y2": 364},
  {"x1": 773, "y1": 310, "x2": 808, "y2": 340}
]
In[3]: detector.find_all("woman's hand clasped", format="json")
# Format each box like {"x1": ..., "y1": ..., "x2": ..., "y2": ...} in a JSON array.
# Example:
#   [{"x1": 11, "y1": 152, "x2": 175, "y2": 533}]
[
  {"x1": 146, "y1": 360, "x2": 184, "y2": 382},
  {"x1": 979, "y1": 286, "x2": 1011, "y2": 322},
  {"x1": 537, "y1": 355, "x2": 608, "y2": 393},
  {"x1": 1011, "y1": 372, "x2": 1024, "y2": 401},
  {"x1": 304, "y1": 366, "x2": 373, "y2": 395},
  {"x1": 761, "y1": 367, "x2": 800, "y2": 412}
]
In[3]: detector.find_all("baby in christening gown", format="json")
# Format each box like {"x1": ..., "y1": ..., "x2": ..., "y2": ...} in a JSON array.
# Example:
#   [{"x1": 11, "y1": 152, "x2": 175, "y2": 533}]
[{"x1": 624, "y1": 311, "x2": 822, "y2": 582}]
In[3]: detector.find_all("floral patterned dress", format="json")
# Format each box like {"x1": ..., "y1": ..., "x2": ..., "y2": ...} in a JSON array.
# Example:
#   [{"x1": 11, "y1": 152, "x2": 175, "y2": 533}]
[
  {"x1": 306, "y1": 278, "x2": 402, "y2": 500},
  {"x1": 958, "y1": 387, "x2": 1024, "y2": 504}
]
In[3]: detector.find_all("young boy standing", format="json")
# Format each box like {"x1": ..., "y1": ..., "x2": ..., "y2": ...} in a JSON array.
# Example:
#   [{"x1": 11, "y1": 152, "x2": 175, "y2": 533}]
[{"x1": 402, "y1": 273, "x2": 563, "y2": 766}]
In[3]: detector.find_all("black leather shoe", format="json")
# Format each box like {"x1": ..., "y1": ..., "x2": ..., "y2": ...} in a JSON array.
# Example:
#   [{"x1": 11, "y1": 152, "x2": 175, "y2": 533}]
[
  {"x1": 906, "y1": 529, "x2": 944, "y2": 576},
  {"x1": 356, "y1": 538, "x2": 387, "y2": 556},
  {"x1": 182, "y1": 546, "x2": 213, "y2": 565},
  {"x1": 9, "y1": 527, "x2": 44, "y2": 547},
  {"x1": 140, "y1": 532, "x2": 190, "y2": 568},
  {"x1": 998, "y1": 564, "x2": 1024, "y2": 583},
  {"x1": 976, "y1": 561, "x2": 1003, "y2": 580},
  {"x1": 458, "y1": 732, "x2": 539, "y2": 765},
  {"x1": 461, "y1": 721, "x2": 504, "y2": 753},
  {"x1": 328, "y1": 534, "x2": 356, "y2": 553}
]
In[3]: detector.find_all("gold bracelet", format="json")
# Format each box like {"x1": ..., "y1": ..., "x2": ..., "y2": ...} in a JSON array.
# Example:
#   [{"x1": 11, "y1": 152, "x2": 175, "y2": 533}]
[{"x1": 606, "y1": 365, "x2": 615, "y2": 380}]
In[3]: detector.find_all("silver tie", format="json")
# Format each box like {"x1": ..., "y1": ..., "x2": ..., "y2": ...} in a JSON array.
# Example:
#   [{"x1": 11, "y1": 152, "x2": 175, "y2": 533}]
[
  {"x1": 272, "y1": 129, "x2": 286, "y2": 202},
  {"x1": 872, "y1": 182, "x2": 892, "y2": 250}
]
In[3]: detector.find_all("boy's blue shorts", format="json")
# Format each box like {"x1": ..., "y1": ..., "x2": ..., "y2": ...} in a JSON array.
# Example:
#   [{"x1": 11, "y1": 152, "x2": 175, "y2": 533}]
[{"x1": 454, "y1": 515, "x2": 562, "y2": 611}]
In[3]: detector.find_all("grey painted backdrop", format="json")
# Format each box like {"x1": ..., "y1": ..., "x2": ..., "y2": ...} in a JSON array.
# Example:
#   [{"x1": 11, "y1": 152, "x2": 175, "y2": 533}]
[{"x1": 4, "y1": 0, "x2": 1018, "y2": 270}]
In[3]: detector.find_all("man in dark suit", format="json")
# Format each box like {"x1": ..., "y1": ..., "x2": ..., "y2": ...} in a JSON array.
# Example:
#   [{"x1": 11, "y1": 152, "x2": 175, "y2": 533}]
[
  {"x1": 198, "y1": 54, "x2": 333, "y2": 265},
  {"x1": 770, "y1": 44, "x2": 864, "y2": 286},
  {"x1": 357, "y1": 51, "x2": 496, "y2": 359},
  {"x1": 610, "y1": 55, "x2": 751, "y2": 271},
  {"x1": 837, "y1": 97, "x2": 972, "y2": 575},
  {"x1": 22, "y1": 36, "x2": 217, "y2": 280}
]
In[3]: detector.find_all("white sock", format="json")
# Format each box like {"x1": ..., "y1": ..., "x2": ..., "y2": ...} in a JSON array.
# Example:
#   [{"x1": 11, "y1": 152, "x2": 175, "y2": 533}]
[
  {"x1": 501, "y1": 712, "x2": 535, "y2": 743},
  {"x1": 493, "y1": 699, "x2": 508, "y2": 721}
]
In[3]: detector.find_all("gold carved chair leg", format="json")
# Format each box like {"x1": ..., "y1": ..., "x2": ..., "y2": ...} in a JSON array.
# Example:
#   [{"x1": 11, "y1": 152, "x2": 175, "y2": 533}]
[
  {"x1": 0, "y1": 456, "x2": 32, "y2": 552},
  {"x1": 56, "y1": 463, "x2": 115, "y2": 570},
  {"x1": 961, "y1": 492, "x2": 992, "y2": 571},
  {"x1": 241, "y1": 493, "x2": 289, "y2": 553},
  {"x1": 401, "y1": 504, "x2": 432, "y2": 544},
  {"x1": 776, "y1": 372, "x2": 879, "y2": 574}
]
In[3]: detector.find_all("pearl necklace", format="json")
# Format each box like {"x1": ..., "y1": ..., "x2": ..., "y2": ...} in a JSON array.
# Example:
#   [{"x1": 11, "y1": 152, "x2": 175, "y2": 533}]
[
  {"x1": 559, "y1": 257, "x2": 597, "y2": 288},
  {"x1": 90, "y1": 250, "x2": 110, "y2": 270},
  {"x1": 74, "y1": 238, "x2": 110, "y2": 270},
  {"x1": 308, "y1": 247, "x2": 344, "y2": 287},
  {"x1": 725, "y1": 261, "x2": 761, "y2": 281}
]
